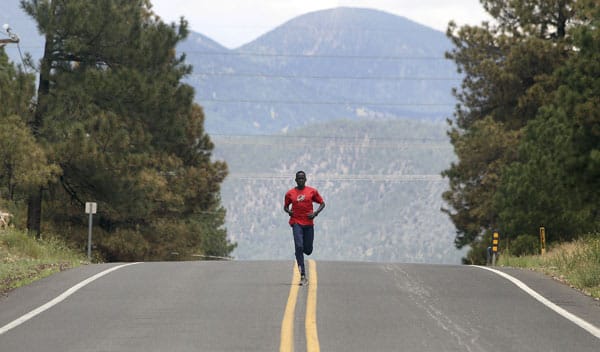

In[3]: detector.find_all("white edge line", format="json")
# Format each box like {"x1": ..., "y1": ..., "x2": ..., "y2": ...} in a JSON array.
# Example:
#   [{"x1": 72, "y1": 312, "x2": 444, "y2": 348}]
[
  {"x1": 474, "y1": 265, "x2": 600, "y2": 339},
  {"x1": 0, "y1": 262, "x2": 140, "y2": 335}
]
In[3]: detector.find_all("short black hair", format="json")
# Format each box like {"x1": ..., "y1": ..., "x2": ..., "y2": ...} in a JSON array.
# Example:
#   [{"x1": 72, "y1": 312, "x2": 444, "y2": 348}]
[{"x1": 295, "y1": 170, "x2": 306, "y2": 178}]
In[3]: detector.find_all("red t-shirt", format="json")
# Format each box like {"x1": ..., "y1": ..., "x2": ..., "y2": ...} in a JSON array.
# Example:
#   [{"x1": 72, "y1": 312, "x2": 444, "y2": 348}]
[{"x1": 284, "y1": 186, "x2": 324, "y2": 226}]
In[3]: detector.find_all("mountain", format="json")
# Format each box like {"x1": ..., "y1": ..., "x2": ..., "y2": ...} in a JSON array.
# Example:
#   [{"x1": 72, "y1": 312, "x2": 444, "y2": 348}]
[
  {"x1": 185, "y1": 7, "x2": 459, "y2": 134},
  {"x1": 178, "y1": 8, "x2": 463, "y2": 262}
]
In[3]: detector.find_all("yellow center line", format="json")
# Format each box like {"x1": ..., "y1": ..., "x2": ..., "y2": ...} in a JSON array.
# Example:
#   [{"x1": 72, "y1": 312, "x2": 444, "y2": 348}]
[
  {"x1": 280, "y1": 263, "x2": 301, "y2": 352},
  {"x1": 280, "y1": 260, "x2": 321, "y2": 352},
  {"x1": 306, "y1": 259, "x2": 320, "y2": 352}
]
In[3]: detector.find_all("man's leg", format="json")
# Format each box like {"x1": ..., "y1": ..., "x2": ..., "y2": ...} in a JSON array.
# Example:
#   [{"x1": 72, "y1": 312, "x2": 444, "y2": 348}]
[
  {"x1": 303, "y1": 225, "x2": 314, "y2": 255},
  {"x1": 292, "y1": 224, "x2": 305, "y2": 276}
]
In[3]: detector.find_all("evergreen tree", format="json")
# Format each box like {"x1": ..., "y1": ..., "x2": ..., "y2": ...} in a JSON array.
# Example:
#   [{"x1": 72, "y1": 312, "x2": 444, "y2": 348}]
[
  {"x1": 0, "y1": 48, "x2": 34, "y2": 119},
  {"x1": 0, "y1": 48, "x2": 58, "y2": 217},
  {"x1": 0, "y1": 114, "x2": 60, "y2": 203},
  {"x1": 21, "y1": 0, "x2": 234, "y2": 259},
  {"x1": 495, "y1": 0, "x2": 600, "y2": 241},
  {"x1": 442, "y1": 0, "x2": 575, "y2": 260}
]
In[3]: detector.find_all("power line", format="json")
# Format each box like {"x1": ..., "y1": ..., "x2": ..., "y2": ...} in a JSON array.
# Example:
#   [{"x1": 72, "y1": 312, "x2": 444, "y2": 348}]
[
  {"x1": 226, "y1": 173, "x2": 444, "y2": 182},
  {"x1": 190, "y1": 72, "x2": 461, "y2": 81},
  {"x1": 214, "y1": 140, "x2": 451, "y2": 149},
  {"x1": 0, "y1": 26, "x2": 28, "y2": 74},
  {"x1": 198, "y1": 98, "x2": 454, "y2": 107},
  {"x1": 210, "y1": 133, "x2": 448, "y2": 142},
  {"x1": 3, "y1": 43, "x2": 450, "y2": 61},
  {"x1": 210, "y1": 134, "x2": 451, "y2": 149},
  {"x1": 181, "y1": 51, "x2": 449, "y2": 61}
]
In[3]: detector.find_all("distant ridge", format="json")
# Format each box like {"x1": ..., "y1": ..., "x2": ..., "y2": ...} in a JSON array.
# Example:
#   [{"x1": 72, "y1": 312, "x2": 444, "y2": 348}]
[
  {"x1": 241, "y1": 7, "x2": 448, "y2": 56},
  {"x1": 178, "y1": 31, "x2": 229, "y2": 53},
  {"x1": 183, "y1": 7, "x2": 459, "y2": 134}
]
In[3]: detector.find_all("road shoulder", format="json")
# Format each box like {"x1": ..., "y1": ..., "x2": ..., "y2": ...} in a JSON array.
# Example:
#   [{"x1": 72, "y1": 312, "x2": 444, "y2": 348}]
[
  {"x1": 494, "y1": 266, "x2": 600, "y2": 328},
  {"x1": 0, "y1": 263, "x2": 130, "y2": 326}
]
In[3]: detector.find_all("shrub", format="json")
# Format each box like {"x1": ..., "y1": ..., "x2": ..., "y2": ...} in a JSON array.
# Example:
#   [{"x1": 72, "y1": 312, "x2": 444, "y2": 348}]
[{"x1": 509, "y1": 234, "x2": 539, "y2": 256}]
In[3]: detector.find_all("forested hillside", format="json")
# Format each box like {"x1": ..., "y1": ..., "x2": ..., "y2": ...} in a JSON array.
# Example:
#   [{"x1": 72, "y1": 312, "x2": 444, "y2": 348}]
[{"x1": 213, "y1": 119, "x2": 465, "y2": 263}]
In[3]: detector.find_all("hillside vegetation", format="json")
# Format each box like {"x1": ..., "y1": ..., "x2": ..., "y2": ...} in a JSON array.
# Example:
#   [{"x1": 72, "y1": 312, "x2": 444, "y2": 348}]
[{"x1": 213, "y1": 118, "x2": 464, "y2": 263}]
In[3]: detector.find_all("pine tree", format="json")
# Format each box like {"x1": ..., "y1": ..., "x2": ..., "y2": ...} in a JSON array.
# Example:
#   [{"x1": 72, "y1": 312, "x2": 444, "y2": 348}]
[
  {"x1": 442, "y1": 0, "x2": 575, "y2": 258},
  {"x1": 495, "y1": 0, "x2": 600, "y2": 240},
  {"x1": 0, "y1": 47, "x2": 58, "y2": 213},
  {"x1": 21, "y1": 0, "x2": 234, "y2": 259}
]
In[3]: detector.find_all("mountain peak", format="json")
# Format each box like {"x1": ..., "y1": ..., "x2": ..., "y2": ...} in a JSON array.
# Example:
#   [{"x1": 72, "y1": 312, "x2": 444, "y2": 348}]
[{"x1": 239, "y1": 7, "x2": 449, "y2": 56}]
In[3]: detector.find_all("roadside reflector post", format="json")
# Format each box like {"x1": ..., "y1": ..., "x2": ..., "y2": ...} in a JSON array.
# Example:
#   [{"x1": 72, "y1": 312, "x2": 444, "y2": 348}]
[
  {"x1": 492, "y1": 231, "x2": 499, "y2": 266},
  {"x1": 540, "y1": 226, "x2": 546, "y2": 256},
  {"x1": 85, "y1": 202, "x2": 97, "y2": 261}
]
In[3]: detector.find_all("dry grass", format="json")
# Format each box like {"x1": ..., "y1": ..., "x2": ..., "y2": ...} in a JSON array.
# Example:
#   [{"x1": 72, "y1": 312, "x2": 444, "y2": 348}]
[{"x1": 499, "y1": 236, "x2": 600, "y2": 299}]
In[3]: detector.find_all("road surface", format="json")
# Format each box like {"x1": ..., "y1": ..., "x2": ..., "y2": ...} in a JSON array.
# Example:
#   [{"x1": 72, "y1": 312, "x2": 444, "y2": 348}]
[{"x1": 1, "y1": 261, "x2": 599, "y2": 351}]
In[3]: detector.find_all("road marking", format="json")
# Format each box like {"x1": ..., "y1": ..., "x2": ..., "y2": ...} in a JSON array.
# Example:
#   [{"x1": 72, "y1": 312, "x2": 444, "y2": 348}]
[
  {"x1": 475, "y1": 265, "x2": 600, "y2": 339},
  {"x1": 305, "y1": 260, "x2": 320, "y2": 352},
  {"x1": 0, "y1": 262, "x2": 139, "y2": 336},
  {"x1": 280, "y1": 263, "x2": 301, "y2": 352},
  {"x1": 280, "y1": 260, "x2": 321, "y2": 352}
]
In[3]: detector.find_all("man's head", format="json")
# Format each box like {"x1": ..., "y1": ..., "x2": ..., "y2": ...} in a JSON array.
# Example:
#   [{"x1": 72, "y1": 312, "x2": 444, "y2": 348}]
[{"x1": 295, "y1": 171, "x2": 306, "y2": 189}]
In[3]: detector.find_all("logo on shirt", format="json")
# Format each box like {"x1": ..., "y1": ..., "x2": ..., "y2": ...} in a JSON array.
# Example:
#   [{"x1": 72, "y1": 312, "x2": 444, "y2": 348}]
[{"x1": 297, "y1": 195, "x2": 305, "y2": 202}]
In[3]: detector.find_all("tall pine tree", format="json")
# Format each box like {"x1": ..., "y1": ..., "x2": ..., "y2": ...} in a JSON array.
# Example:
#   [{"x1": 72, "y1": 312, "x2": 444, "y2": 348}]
[
  {"x1": 495, "y1": 0, "x2": 600, "y2": 241},
  {"x1": 21, "y1": 0, "x2": 234, "y2": 260},
  {"x1": 442, "y1": 0, "x2": 575, "y2": 261},
  {"x1": 0, "y1": 49, "x2": 58, "y2": 208}
]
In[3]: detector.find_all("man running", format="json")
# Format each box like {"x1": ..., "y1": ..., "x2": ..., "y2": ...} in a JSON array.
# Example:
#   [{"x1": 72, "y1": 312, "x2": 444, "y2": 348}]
[{"x1": 284, "y1": 171, "x2": 325, "y2": 285}]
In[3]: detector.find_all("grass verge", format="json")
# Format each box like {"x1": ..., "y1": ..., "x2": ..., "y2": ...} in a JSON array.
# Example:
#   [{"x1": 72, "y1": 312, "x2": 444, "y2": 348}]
[
  {"x1": 498, "y1": 235, "x2": 600, "y2": 299},
  {"x1": 0, "y1": 229, "x2": 87, "y2": 296}
]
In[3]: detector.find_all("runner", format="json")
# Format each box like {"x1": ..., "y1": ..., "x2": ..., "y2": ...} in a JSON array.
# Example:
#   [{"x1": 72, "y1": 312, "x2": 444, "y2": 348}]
[{"x1": 284, "y1": 171, "x2": 325, "y2": 285}]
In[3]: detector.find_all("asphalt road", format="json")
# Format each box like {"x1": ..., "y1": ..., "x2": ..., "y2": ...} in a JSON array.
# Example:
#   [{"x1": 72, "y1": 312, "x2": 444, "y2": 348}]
[{"x1": 0, "y1": 261, "x2": 599, "y2": 351}]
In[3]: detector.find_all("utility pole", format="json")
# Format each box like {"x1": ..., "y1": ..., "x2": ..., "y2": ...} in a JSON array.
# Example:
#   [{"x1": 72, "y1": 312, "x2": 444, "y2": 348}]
[{"x1": 0, "y1": 24, "x2": 20, "y2": 47}]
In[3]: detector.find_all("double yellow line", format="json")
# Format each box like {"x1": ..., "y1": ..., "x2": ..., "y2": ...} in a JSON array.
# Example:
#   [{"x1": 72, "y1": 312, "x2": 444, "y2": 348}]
[{"x1": 280, "y1": 260, "x2": 320, "y2": 352}]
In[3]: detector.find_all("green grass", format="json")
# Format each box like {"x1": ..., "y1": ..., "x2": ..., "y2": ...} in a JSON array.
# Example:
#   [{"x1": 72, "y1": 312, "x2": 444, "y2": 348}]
[
  {"x1": 498, "y1": 235, "x2": 600, "y2": 299},
  {"x1": 0, "y1": 229, "x2": 87, "y2": 295}
]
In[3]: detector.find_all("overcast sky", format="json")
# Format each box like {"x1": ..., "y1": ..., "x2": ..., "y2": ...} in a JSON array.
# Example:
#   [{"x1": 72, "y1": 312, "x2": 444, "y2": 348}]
[{"x1": 150, "y1": 0, "x2": 493, "y2": 49}]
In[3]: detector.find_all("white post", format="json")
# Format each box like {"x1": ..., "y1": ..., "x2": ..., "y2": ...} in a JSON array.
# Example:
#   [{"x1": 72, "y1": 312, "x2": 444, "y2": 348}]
[
  {"x1": 85, "y1": 202, "x2": 97, "y2": 261},
  {"x1": 87, "y1": 212, "x2": 93, "y2": 260}
]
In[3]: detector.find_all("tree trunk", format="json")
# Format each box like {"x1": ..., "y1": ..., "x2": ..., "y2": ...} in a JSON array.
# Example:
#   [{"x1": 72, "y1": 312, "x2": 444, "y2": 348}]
[
  {"x1": 27, "y1": 187, "x2": 42, "y2": 238},
  {"x1": 26, "y1": 26, "x2": 53, "y2": 238}
]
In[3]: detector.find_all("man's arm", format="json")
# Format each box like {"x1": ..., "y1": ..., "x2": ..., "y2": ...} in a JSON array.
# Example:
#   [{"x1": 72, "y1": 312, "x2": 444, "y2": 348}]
[
  {"x1": 284, "y1": 203, "x2": 293, "y2": 216},
  {"x1": 284, "y1": 193, "x2": 293, "y2": 216},
  {"x1": 308, "y1": 202, "x2": 325, "y2": 219}
]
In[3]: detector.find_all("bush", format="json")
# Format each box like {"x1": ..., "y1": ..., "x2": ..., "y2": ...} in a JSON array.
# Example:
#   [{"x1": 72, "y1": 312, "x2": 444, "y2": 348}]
[
  {"x1": 462, "y1": 235, "x2": 492, "y2": 265},
  {"x1": 97, "y1": 229, "x2": 151, "y2": 261},
  {"x1": 509, "y1": 234, "x2": 539, "y2": 256}
]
